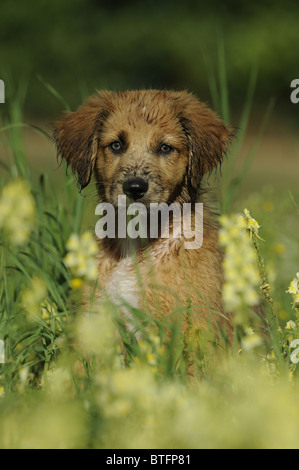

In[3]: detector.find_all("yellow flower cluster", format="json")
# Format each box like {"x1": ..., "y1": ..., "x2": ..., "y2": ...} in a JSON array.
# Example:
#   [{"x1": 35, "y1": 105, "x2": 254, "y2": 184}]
[
  {"x1": 5, "y1": 353, "x2": 299, "y2": 449},
  {"x1": 20, "y1": 276, "x2": 47, "y2": 321},
  {"x1": 219, "y1": 213, "x2": 260, "y2": 312},
  {"x1": 96, "y1": 365, "x2": 183, "y2": 430},
  {"x1": 75, "y1": 304, "x2": 118, "y2": 365},
  {"x1": 284, "y1": 273, "x2": 299, "y2": 367},
  {"x1": 64, "y1": 231, "x2": 98, "y2": 287},
  {"x1": 243, "y1": 208, "x2": 261, "y2": 238},
  {"x1": 286, "y1": 273, "x2": 299, "y2": 310},
  {"x1": 134, "y1": 334, "x2": 165, "y2": 374},
  {"x1": 241, "y1": 327, "x2": 262, "y2": 352},
  {"x1": 0, "y1": 179, "x2": 36, "y2": 245}
]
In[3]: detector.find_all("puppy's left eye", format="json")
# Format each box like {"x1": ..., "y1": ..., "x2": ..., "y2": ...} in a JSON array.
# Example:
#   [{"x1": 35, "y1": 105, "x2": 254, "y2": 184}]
[
  {"x1": 109, "y1": 141, "x2": 123, "y2": 153},
  {"x1": 159, "y1": 144, "x2": 173, "y2": 154}
]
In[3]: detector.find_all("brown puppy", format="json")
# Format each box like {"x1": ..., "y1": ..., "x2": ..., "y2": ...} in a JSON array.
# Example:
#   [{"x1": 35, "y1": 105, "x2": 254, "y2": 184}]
[{"x1": 54, "y1": 90, "x2": 232, "y2": 343}]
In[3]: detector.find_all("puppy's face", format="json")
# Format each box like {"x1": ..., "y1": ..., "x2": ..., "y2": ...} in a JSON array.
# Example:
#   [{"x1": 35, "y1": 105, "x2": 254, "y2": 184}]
[
  {"x1": 96, "y1": 94, "x2": 189, "y2": 206},
  {"x1": 54, "y1": 90, "x2": 230, "y2": 206}
]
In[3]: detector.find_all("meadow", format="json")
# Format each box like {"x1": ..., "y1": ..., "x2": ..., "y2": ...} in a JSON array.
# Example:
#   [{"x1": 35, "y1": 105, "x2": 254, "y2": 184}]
[{"x1": 0, "y1": 80, "x2": 299, "y2": 449}]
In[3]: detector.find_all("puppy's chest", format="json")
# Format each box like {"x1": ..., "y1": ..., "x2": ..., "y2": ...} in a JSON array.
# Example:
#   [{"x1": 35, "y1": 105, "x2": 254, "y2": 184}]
[
  {"x1": 101, "y1": 237, "x2": 180, "y2": 308},
  {"x1": 105, "y1": 257, "x2": 140, "y2": 310}
]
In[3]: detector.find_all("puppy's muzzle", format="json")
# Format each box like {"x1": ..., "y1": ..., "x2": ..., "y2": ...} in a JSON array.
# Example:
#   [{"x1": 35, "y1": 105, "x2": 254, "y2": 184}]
[{"x1": 122, "y1": 177, "x2": 148, "y2": 201}]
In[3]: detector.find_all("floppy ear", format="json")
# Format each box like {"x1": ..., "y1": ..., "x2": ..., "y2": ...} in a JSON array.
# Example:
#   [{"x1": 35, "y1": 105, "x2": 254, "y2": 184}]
[
  {"x1": 53, "y1": 93, "x2": 112, "y2": 189},
  {"x1": 179, "y1": 94, "x2": 231, "y2": 190}
]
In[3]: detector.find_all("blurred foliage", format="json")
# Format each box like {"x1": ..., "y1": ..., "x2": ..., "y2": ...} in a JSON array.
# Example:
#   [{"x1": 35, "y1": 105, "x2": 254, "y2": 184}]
[{"x1": 0, "y1": 0, "x2": 298, "y2": 119}]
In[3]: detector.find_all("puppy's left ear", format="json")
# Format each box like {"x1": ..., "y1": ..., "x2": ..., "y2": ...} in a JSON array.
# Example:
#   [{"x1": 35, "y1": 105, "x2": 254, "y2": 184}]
[
  {"x1": 179, "y1": 94, "x2": 231, "y2": 190},
  {"x1": 53, "y1": 92, "x2": 112, "y2": 190}
]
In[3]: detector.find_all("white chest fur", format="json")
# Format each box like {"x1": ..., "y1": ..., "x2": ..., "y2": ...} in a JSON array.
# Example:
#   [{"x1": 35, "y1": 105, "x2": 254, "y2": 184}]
[{"x1": 105, "y1": 256, "x2": 141, "y2": 335}]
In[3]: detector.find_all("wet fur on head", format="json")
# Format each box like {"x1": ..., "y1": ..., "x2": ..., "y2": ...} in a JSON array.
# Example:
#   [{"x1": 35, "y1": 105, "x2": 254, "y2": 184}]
[{"x1": 53, "y1": 90, "x2": 231, "y2": 204}]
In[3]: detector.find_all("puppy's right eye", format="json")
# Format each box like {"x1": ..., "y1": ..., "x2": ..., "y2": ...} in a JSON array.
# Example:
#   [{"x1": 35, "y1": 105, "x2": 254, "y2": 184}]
[
  {"x1": 158, "y1": 143, "x2": 174, "y2": 155},
  {"x1": 108, "y1": 141, "x2": 122, "y2": 153}
]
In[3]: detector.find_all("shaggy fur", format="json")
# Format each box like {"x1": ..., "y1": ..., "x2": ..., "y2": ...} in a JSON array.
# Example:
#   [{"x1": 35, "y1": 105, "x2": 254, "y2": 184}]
[{"x1": 54, "y1": 90, "x2": 233, "y2": 342}]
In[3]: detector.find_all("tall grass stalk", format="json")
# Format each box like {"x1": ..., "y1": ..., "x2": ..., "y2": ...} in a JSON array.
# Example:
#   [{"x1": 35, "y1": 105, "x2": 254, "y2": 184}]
[{"x1": 203, "y1": 39, "x2": 274, "y2": 213}]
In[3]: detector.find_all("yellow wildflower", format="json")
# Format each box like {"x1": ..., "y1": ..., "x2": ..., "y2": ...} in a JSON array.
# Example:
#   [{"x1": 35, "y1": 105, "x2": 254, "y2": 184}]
[
  {"x1": 0, "y1": 179, "x2": 36, "y2": 245},
  {"x1": 64, "y1": 231, "x2": 98, "y2": 285},
  {"x1": 70, "y1": 278, "x2": 84, "y2": 290},
  {"x1": 66, "y1": 234, "x2": 80, "y2": 251},
  {"x1": 219, "y1": 212, "x2": 260, "y2": 312},
  {"x1": 20, "y1": 276, "x2": 47, "y2": 321},
  {"x1": 287, "y1": 280, "x2": 297, "y2": 295},
  {"x1": 135, "y1": 334, "x2": 164, "y2": 371},
  {"x1": 290, "y1": 339, "x2": 299, "y2": 364},
  {"x1": 243, "y1": 208, "x2": 263, "y2": 240},
  {"x1": 285, "y1": 320, "x2": 296, "y2": 330},
  {"x1": 75, "y1": 306, "x2": 117, "y2": 360},
  {"x1": 286, "y1": 273, "x2": 299, "y2": 309},
  {"x1": 273, "y1": 243, "x2": 285, "y2": 255},
  {"x1": 278, "y1": 309, "x2": 288, "y2": 321},
  {"x1": 241, "y1": 332, "x2": 263, "y2": 352},
  {"x1": 245, "y1": 326, "x2": 254, "y2": 336}
]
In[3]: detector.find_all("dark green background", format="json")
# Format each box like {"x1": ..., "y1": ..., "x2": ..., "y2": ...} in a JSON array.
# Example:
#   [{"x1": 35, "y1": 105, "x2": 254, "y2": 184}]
[{"x1": 1, "y1": 0, "x2": 298, "y2": 120}]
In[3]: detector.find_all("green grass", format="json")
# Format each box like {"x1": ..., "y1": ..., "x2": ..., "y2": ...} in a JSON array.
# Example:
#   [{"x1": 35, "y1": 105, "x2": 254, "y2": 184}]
[{"x1": 0, "y1": 80, "x2": 299, "y2": 449}]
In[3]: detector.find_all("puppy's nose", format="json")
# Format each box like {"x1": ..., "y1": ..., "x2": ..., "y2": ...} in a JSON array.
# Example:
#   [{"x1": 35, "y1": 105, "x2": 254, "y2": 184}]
[{"x1": 122, "y1": 177, "x2": 148, "y2": 201}]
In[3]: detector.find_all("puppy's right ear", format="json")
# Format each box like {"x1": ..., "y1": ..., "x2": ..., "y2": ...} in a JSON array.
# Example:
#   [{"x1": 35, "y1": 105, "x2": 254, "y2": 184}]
[{"x1": 53, "y1": 93, "x2": 111, "y2": 189}]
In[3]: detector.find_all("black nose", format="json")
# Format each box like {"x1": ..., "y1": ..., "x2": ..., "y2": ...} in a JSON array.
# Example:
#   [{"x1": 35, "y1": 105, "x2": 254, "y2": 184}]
[{"x1": 122, "y1": 177, "x2": 149, "y2": 201}]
